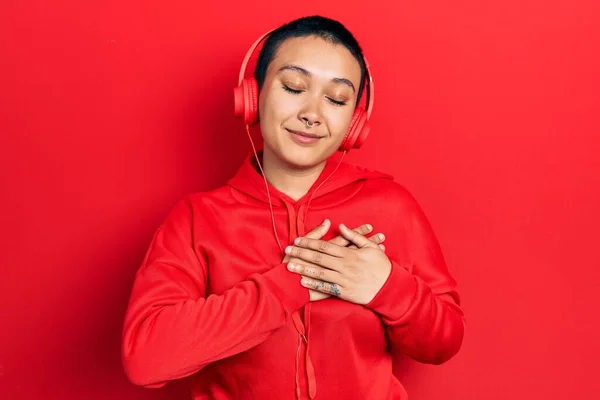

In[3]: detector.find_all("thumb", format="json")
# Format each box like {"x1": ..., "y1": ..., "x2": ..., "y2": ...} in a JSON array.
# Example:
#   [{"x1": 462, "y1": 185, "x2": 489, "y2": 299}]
[
  {"x1": 304, "y1": 219, "x2": 331, "y2": 240},
  {"x1": 339, "y1": 223, "x2": 377, "y2": 248}
]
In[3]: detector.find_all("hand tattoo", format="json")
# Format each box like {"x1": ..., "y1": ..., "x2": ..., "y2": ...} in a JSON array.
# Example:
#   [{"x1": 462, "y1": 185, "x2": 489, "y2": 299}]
[{"x1": 316, "y1": 281, "x2": 341, "y2": 296}]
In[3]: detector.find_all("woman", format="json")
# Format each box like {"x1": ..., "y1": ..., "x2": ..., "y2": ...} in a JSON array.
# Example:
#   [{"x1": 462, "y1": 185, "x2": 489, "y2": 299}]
[{"x1": 122, "y1": 15, "x2": 465, "y2": 399}]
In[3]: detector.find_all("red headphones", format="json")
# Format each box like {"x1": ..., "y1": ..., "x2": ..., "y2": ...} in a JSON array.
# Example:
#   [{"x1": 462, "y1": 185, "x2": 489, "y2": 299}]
[{"x1": 234, "y1": 30, "x2": 375, "y2": 152}]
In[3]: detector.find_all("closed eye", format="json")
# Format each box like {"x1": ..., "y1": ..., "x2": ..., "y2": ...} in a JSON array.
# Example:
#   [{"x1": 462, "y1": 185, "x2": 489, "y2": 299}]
[
  {"x1": 327, "y1": 97, "x2": 347, "y2": 106},
  {"x1": 283, "y1": 85, "x2": 303, "y2": 94},
  {"x1": 283, "y1": 85, "x2": 347, "y2": 107}
]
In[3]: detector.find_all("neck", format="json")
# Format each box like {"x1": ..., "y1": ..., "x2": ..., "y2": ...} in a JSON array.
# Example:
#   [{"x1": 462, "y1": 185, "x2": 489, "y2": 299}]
[{"x1": 260, "y1": 147, "x2": 327, "y2": 201}]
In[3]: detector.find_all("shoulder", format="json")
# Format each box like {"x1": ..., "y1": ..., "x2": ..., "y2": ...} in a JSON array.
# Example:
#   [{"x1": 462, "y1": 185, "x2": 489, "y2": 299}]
[
  {"x1": 337, "y1": 159, "x2": 423, "y2": 208},
  {"x1": 353, "y1": 166, "x2": 422, "y2": 214},
  {"x1": 160, "y1": 185, "x2": 234, "y2": 225}
]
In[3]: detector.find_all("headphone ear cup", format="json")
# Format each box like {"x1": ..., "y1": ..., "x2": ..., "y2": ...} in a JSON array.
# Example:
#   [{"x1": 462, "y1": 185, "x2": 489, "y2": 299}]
[
  {"x1": 234, "y1": 78, "x2": 259, "y2": 125},
  {"x1": 339, "y1": 107, "x2": 371, "y2": 152}
]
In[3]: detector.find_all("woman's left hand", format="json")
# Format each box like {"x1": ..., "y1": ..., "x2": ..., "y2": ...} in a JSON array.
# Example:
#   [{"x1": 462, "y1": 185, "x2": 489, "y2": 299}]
[{"x1": 285, "y1": 223, "x2": 393, "y2": 305}]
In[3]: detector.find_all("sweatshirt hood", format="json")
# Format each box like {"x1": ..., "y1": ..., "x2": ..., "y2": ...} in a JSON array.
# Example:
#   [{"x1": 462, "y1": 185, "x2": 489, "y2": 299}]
[{"x1": 227, "y1": 150, "x2": 393, "y2": 208}]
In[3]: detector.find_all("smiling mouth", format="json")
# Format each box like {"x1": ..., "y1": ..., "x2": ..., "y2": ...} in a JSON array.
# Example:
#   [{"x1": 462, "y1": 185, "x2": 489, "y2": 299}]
[{"x1": 285, "y1": 128, "x2": 324, "y2": 139}]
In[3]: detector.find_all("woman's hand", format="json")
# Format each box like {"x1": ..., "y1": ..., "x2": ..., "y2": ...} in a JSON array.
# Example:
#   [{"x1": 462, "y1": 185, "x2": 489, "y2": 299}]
[
  {"x1": 285, "y1": 223, "x2": 392, "y2": 305},
  {"x1": 282, "y1": 219, "x2": 386, "y2": 301}
]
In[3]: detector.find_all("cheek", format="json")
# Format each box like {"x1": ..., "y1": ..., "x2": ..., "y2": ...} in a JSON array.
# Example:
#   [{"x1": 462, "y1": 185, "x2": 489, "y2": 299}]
[
  {"x1": 260, "y1": 87, "x2": 297, "y2": 125},
  {"x1": 326, "y1": 108, "x2": 354, "y2": 138}
]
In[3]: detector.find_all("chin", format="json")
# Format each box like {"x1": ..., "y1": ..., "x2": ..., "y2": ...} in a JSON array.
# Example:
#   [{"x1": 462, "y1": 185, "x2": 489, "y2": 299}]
[{"x1": 272, "y1": 142, "x2": 333, "y2": 170}]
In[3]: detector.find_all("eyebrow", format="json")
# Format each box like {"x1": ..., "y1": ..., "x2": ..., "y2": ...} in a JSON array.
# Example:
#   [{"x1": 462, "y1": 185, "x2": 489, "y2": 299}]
[{"x1": 277, "y1": 64, "x2": 356, "y2": 93}]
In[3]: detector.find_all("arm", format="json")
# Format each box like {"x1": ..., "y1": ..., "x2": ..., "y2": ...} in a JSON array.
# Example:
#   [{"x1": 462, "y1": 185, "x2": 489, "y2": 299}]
[
  {"x1": 121, "y1": 197, "x2": 309, "y2": 388},
  {"x1": 365, "y1": 191, "x2": 465, "y2": 365}
]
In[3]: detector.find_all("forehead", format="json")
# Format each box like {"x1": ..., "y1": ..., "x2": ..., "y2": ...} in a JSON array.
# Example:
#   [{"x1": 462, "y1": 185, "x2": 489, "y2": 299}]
[{"x1": 268, "y1": 36, "x2": 362, "y2": 84}]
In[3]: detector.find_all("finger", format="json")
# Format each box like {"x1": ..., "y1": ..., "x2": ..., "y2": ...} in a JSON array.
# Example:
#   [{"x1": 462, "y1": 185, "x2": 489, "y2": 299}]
[
  {"x1": 350, "y1": 244, "x2": 383, "y2": 250},
  {"x1": 288, "y1": 261, "x2": 340, "y2": 283},
  {"x1": 285, "y1": 219, "x2": 331, "y2": 262},
  {"x1": 328, "y1": 224, "x2": 372, "y2": 247},
  {"x1": 287, "y1": 256, "x2": 336, "y2": 273},
  {"x1": 285, "y1": 244, "x2": 343, "y2": 271},
  {"x1": 303, "y1": 219, "x2": 331, "y2": 240},
  {"x1": 293, "y1": 236, "x2": 347, "y2": 259},
  {"x1": 339, "y1": 223, "x2": 378, "y2": 249},
  {"x1": 301, "y1": 277, "x2": 342, "y2": 297},
  {"x1": 349, "y1": 232, "x2": 384, "y2": 250},
  {"x1": 369, "y1": 233, "x2": 386, "y2": 245}
]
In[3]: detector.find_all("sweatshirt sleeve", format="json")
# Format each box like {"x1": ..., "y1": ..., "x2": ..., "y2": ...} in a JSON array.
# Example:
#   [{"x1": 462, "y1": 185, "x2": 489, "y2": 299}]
[
  {"x1": 121, "y1": 197, "x2": 309, "y2": 388},
  {"x1": 365, "y1": 188, "x2": 465, "y2": 365}
]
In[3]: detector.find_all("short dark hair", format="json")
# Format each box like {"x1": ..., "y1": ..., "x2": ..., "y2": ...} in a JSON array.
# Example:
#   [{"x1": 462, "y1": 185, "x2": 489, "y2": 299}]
[{"x1": 254, "y1": 15, "x2": 368, "y2": 104}]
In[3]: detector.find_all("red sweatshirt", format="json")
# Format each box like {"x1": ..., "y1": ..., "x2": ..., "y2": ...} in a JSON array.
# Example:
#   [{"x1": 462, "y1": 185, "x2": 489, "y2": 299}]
[{"x1": 121, "y1": 151, "x2": 465, "y2": 399}]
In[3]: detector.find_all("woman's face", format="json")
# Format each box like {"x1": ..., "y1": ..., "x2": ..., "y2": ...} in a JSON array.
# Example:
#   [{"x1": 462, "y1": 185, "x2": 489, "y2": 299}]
[{"x1": 258, "y1": 35, "x2": 362, "y2": 170}]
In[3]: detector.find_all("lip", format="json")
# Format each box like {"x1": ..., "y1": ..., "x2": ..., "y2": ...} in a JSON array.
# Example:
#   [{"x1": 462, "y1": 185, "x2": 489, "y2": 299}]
[{"x1": 285, "y1": 128, "x2": 324, "y2": 139}]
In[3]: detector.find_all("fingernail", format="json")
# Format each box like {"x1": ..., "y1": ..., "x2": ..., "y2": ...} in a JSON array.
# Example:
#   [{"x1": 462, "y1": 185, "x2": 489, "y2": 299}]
[
  {"x1": 323, "y1": 219, "x2": 330, "y2": 226},
  {"x1": 379, "y1": 233, "x2": 385, "y2": 240},
  {"x1": 294, "y1": 237, "x2": 301, "y2": 245},
  {"x1": 367, "y1": 224, "x2": 372, "y2": 230},
  {"x1": 288, "y1": 263, "x2": 296, "y2": 271},
  {"x1": 285, "y1": 246, "x2": 292, "y2": 254}
]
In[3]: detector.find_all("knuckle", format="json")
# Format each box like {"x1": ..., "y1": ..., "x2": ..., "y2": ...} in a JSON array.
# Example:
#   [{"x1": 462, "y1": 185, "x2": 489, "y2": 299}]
[
  {"x1": 318, "y1": 240, "x2": 330, "y2": 252},
  {"x1": 317, "y1": 268, "x2": 326, "y2": 279},
  {"x1": 312, "y1": 251, "x2": 323, "y2": 263}
]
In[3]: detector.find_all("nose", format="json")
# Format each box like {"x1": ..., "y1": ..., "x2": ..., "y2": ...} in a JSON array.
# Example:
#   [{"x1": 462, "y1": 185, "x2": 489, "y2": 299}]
[
  {"x1": 301, "y1": 116, "x2": 320, "y2": 128},
  {"x1": 298, "y1": 98, "x2": 322, "y2": 128}
]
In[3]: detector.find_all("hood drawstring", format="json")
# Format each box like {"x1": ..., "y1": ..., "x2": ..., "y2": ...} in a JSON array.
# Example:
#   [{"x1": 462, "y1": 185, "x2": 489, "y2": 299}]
[
  {"x1": 289, "y1": 155, "x2": 347, "y2": 400},
  {"x1": 290, "y1": 198, "x2": 321, "y2": 399},
  {"x1": 292, "y1": 311, "x2": 308, "y2": 398},
  {"x1": 304, "y1": 303, "x2": 317, "y2": 399},
  {"x1": 244, "y1": 123, "x2": 349, "y2": 399},
  {"x1": 284, "y1": 201, "x2": 297, "y2": 242},
  {"x1": 291, "y1": 203, "x2": 314, "y2": 399}
]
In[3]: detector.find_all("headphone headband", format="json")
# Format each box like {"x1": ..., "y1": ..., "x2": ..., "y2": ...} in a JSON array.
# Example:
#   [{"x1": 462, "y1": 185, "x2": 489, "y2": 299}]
[{"x1": 237, "y1": 29, "x2": 375, "y2": 118}]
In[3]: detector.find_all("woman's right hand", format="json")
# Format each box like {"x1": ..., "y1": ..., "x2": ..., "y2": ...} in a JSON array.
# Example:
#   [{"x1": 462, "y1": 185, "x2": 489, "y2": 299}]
[{"x1": 283, "y1": 219, "x2": 386, "y2": 301}]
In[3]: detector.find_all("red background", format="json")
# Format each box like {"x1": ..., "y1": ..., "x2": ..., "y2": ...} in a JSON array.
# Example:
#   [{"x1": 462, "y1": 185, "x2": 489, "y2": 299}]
[{"x1": 1, "y1": 1, "x2": 599, "y2": 399}]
